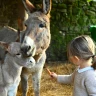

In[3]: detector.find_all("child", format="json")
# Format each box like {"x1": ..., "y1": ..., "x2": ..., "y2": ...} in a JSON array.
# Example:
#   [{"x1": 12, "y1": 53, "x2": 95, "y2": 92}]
[{"x1": 50, "y1": 35, "x2": 96, "y2": 96}]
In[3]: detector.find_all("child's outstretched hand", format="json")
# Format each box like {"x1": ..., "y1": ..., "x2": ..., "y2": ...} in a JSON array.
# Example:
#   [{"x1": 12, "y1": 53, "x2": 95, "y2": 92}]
[
  {"x1": 46, "y1": 68, "x2": 57, "y2": 79},
  {"x1": 50, "y1": 72, "x2": 57, "y2": 79}
]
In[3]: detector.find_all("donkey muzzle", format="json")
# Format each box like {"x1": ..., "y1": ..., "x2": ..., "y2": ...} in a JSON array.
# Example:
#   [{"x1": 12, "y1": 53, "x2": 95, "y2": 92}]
[{"x1": 21, "y1": 45, "x2": 36, "y2": 57}]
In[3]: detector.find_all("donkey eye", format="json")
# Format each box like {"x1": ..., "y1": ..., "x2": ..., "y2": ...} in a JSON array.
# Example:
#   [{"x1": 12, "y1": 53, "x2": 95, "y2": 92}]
[
  {"x1": 16, "y1": 53, "x2": 21, "y2": 58},
  {"x1": 16, "y1": 53, "x2": 20, "y2": 55},
  {"x1": 25, "y1": 24, "x2": 27, "y2": 27},
  {"x1": 39, "y1": 24, "x2": 46, "y2": 28}
]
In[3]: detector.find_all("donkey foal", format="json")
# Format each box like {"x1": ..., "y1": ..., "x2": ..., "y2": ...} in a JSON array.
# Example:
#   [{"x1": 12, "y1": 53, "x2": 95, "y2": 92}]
[{"x1": 0, "y1": 41, "x2": 35, "y2": 96}]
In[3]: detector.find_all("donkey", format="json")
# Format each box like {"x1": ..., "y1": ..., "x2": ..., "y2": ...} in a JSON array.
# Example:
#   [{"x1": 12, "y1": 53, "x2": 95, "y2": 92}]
[
  {"x1": 0, "y1": 0, "x2": 52, "y2": 95},
  {"x1": 0, "y1": 39, "x2": 35, "y2": 96},
  {"x1": 20, "y1": 0, "x2": 52, "y2": 96}
]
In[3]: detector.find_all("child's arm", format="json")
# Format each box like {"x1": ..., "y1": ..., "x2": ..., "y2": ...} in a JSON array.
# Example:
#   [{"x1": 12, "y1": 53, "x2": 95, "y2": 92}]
[{"x1": 46, "y1": 68, "x2": 75, "y2": 84}]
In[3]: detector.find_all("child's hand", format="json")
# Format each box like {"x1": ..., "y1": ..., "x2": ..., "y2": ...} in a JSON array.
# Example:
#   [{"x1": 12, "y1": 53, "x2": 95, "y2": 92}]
[
  {"x1": 46, "y1": 68, "x2": 57, "y2": 79},
  {"x1": 50, "y1": 72, "x2": 57, "y2": 79}
]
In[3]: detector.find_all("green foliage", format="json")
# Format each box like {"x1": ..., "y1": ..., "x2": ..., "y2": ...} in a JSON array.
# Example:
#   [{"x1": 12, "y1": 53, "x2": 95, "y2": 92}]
[
  {"x1": 47, "y1": 0, "x2": 96, "y2": 61},
  {"x1": 0, "y1": 0, "x2": 96, "y2": 61},
  {"x1": 87, "y1": 0, "x2": 93, "y2": 3}
]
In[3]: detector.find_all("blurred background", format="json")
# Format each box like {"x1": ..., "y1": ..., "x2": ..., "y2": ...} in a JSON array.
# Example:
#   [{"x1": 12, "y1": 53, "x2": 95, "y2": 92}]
[{"x1": 0, "y1": 0, "x2": 96, "y2": 62}]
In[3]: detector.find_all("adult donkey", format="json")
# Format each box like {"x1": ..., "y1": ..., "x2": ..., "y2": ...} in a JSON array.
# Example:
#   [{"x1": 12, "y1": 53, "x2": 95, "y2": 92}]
[{"x1": 20, "y1": 0, "x2": 52, "y2": 96}]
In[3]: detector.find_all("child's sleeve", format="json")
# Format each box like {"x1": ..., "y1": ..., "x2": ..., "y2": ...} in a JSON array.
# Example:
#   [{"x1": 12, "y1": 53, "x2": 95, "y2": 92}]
[{"x1": 57, "y1": 71, "x2": 75, "y2": 84}]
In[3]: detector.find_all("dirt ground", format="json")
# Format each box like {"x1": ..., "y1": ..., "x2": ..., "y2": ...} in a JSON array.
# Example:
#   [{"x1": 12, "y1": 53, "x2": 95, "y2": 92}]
[{"x1": 17, "y1": 62, "x2": 75, "y2": 96}]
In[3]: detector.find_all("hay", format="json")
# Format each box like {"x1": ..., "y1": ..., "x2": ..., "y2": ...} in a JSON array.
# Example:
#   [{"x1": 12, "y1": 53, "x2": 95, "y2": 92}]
[{"x1": 17, "y1": 62, "x2": 75, "y2": 96}]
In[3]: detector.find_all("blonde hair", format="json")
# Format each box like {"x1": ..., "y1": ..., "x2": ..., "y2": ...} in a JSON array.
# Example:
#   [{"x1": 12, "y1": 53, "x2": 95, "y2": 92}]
[{"x1": 67, "y1": 35, "x2": 96, "y2": 69}]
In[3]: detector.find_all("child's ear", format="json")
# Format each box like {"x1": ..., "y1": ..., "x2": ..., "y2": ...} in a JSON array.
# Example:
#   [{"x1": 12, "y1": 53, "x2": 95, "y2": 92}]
[
  {"x1": 74, "y1": 56, "x2": 79, "y2": 61},
  {"x1": 71, "y1": 56, "x2": 79, "y2": 64}
]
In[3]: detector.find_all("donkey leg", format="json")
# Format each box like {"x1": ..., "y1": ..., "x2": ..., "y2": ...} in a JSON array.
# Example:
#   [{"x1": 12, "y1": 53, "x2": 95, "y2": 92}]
[
  {"x1": 21, "y1": 73, "x2": 29, "y2": 96},
  {"x1": 32, "y1": 70, "x2": 42, "y2": 96},
  {"x1": 0, "y1": 87, "x2": 7, "y2": 96},
  {"x1": 8, "y1": 79, "x2": 20, "y2": 96},
  {"x1": 8, "y1": 84, "x2": 18, "y2": 96}
]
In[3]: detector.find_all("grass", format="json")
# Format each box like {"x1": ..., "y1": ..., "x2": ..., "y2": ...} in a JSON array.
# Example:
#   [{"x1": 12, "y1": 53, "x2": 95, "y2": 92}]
[{"x1": 17, "y1": 62, "x2": 75, "y2": 96}]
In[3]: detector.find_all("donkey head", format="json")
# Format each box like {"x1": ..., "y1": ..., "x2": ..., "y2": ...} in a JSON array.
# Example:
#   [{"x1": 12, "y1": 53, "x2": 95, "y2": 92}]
[
  {"x1": 21, "y1": 0, "x2": 52, "y2": 61},
  {"x1": 0, "y1": 39, "x2": 35, "y2": 68}
]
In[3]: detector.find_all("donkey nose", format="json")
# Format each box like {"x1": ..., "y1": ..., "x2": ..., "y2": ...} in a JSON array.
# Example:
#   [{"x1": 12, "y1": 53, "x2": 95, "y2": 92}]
[
  {"x1": 27, "y1": 57, "x2": 35, "y2": 68},
  {"x1": 21, "y1": 45, "x2": 31, "y2": 53},
  {"x1": 29, "y1": 57, "x2": 35, "y2": 64}
]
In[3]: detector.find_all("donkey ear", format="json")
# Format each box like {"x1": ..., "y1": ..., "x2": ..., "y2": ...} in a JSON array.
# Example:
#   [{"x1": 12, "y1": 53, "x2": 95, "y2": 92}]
[
  {"x1": 42, "y1": 0, "x2": 52, "y2": 15},
  {"x1": 22, "y1": 0, "x2": 36, "y2": 15},
  {"x1": 0, "y1": 41, "x2": 9, "y2": 51},
  {"x1": 16, "y1": 29, "x2": 20, "y2": 42}
]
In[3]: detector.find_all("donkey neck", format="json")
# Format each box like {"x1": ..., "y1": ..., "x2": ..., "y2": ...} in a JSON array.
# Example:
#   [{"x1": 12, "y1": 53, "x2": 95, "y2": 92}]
[
  {"x1": 4, "y1": 54, "x2": 22, "y2": 73},
  {"x1": 2, "y1": 54, "x2": 22, "y2": 85}
]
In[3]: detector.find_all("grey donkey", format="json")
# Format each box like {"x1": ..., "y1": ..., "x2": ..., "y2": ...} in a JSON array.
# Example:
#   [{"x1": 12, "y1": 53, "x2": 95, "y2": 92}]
[
  {"x1": 0, "y1": 40, "x2": 35, "y2": 96},
  {"x1": 0, "y1": 0, "x2": 52, "y2": 95},
  {"x1": 20, "y1": 0, "x2": 52, "y2": 96}
]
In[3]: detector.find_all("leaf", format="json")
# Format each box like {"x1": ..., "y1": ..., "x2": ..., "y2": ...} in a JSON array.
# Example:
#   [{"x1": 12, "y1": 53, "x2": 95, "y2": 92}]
[{"x1": 87, "y1": 0, "x2": 93, "y2": 2}]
